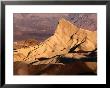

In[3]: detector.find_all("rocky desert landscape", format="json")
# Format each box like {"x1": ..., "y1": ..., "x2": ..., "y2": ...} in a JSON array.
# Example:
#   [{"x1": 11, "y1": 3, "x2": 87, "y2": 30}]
[{"x1": 13, "y1": 13, "x2": 97, "y2": 75}]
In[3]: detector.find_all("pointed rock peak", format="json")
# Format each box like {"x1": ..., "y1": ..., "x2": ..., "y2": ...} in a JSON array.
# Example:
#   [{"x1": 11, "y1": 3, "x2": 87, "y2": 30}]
[
  {"x1": 59, "y1": 18, "x2": 72, "y2": 23},
  {"x1": 59, "y1": 18, "x2": 67, "y2": 22},
  {"x1": 55, "y1": 18, "x2": 79, "y2": 36},
  {"x1": 58, "y1": 18, "x2": 75, "y2": 27}
]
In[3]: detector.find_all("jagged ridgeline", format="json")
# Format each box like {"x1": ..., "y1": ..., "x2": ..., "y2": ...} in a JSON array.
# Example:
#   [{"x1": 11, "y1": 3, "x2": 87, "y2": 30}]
[{"x1": 14, "y1": 18, "x2": 97, "y2": 64}]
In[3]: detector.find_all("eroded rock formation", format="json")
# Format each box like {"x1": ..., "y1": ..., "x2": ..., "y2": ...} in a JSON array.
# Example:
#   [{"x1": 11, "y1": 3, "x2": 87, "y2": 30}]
[{"x1": 14, "y1": 18, "x2": 97, "y2": 65}]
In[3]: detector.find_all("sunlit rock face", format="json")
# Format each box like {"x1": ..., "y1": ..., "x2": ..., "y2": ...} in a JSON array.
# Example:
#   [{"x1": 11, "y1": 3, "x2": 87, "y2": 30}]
[{"x1": 14, "y1": 18, "x2": 96, "y2": 64}]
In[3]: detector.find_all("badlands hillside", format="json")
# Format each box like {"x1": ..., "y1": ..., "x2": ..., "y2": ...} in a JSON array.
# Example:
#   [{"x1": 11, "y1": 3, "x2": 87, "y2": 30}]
[{"x1": 14, "y1": 18, "x2": 97, "y2": 75}]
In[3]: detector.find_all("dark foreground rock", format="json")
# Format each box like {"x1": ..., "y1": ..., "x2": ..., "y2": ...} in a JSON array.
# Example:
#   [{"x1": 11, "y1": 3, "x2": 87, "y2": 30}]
[{"x1": 14, "y1": 61, "x2": 96, "y2": 75}]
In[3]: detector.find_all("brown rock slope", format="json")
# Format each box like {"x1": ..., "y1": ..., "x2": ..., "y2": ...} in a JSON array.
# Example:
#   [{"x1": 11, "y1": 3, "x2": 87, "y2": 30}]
[
  {"x1": 14, "y1": 61, "x2": 96, "y2": 75},
  {"x1": 14, "y1": 18, "x2": 97, "y2": 64}
]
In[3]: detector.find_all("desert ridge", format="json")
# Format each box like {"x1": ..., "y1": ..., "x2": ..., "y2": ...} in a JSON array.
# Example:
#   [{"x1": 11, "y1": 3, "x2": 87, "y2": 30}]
[{"x1": 14, "y1": 18, "x2": 97, "y2": 64}]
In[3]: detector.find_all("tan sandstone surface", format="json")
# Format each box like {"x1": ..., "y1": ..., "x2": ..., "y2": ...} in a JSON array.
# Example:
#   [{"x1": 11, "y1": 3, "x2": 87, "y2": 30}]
[{"x1": 14, "y1": 18, "x2": 97, "y2": 64}]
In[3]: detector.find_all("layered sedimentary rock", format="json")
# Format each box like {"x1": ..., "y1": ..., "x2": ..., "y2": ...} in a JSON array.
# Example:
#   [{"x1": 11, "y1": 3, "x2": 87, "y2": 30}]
[{"x1": 14, "y1": 18, "x2": 97, "y2": 64}]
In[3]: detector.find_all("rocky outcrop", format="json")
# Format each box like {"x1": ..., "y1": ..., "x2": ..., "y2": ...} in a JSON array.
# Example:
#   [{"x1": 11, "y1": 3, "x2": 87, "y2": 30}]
[
  {"x1": 14, "y1": 39, "x2": 40, "y2": 49},
  {"x1": 14, "y1": 61, "x2": 96, "y2": 75},
  {"x1": 14, "y1": 18, "x2": 97, "y2": 64}
]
